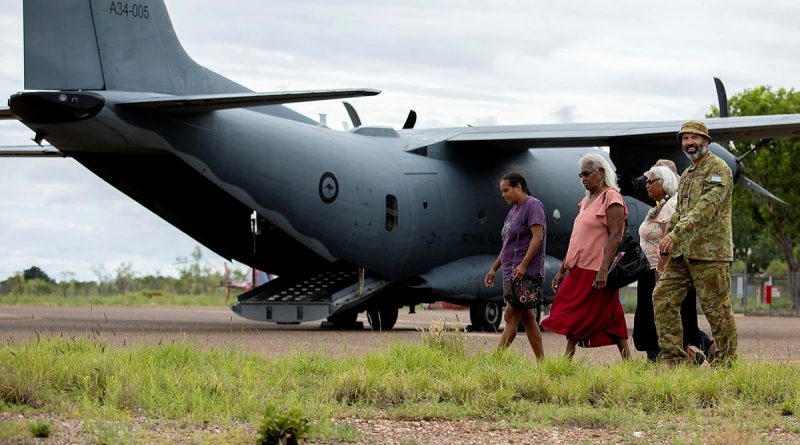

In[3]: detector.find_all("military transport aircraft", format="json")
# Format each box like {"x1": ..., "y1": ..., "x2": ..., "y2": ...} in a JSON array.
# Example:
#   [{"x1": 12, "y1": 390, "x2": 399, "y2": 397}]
[{"x1": 3, "y1": 0, "x2": 800, "y2": 331}]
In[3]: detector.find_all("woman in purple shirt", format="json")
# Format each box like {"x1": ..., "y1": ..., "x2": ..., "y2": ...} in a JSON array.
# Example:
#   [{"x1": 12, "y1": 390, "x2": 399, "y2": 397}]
[{"x1": 484, "y1": 172, "x2": 546, "y2": 359}]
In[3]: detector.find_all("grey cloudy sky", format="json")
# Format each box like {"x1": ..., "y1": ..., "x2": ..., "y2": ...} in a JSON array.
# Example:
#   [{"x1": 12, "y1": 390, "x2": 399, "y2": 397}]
[{"x1": 1, "y1": 0, "x2": 799, "y2": 281}]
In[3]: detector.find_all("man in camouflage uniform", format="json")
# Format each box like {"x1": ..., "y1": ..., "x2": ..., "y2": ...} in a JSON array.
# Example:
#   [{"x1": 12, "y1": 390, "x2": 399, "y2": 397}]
[{"x1": 652, "y1": 120, "x2": 737, "y2": 366}]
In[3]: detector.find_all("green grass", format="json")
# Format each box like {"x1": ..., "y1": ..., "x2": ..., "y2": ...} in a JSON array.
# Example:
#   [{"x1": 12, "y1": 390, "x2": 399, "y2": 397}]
[
  {"x1": 29, "y1": 418, "x2": 53, "y2": 437},
  {"x1": 0, "y1": 419, "x2": 28, "y2": 440},
  {"x1": 82, "y1": 420, "x2": 135, "y2": 445},
  {"x1": 1, "y1": 334, "x2": 799, "y2": 443},
  {"x1": 0, "y1": 292, "x2": 228, "y2": 307}
]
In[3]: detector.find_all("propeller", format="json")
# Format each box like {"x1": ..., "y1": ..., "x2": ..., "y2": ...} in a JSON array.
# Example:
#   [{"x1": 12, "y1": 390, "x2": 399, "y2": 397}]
[
  {"x1": 343, "y1": 102, "x2": 362, "y2": 128},
  {"x1": 711, "y1": 78, "x2": 786, "y2": 205},
  {"x1": 708, "y1": 143, "x2": 787, "y2": 205},
  {"x1": 402, "y1": 110, "x2": 417, "y2": 129},
  {"x1": 342, "y1": 102, "x2": 417, "y2": 129},
  {"x1": 713, "y1": 77, "x2": 728, "y2": 118},
  {"x1": 737, "y1": 175, "x2": 786, "y2": 205}
]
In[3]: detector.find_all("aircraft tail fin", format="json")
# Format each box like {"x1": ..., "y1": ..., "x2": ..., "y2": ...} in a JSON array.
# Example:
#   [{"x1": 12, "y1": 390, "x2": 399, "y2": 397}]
[{"x1": 24, "y1": 0, "x2": 246, "y2": 95}]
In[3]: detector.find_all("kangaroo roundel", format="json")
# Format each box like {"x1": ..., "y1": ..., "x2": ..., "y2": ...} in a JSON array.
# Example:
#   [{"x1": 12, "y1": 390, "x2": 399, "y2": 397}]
[{"x1": 319, "y1": 172, "x2": 339, "y2": 204}]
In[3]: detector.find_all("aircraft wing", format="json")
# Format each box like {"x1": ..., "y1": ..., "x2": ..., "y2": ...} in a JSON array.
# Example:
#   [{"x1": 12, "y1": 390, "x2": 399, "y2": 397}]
[
  {"x1": 0, "y1": 107, "x2": 12, "y2": 119},
  {"x1": 438, "y1": 115, "x2": 800, "y2": 149},
  {"x1": 116, "y1": 89, "x2": 381, "y2": 113}
]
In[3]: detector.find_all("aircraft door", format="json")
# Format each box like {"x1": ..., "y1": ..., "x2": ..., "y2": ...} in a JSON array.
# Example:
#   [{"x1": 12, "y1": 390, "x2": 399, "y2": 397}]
[{"x1": 411, "y1": 178, "x2": 444, "y2": 254}]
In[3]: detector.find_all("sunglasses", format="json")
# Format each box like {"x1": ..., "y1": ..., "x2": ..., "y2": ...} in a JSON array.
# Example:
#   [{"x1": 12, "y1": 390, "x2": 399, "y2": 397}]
[
  {"x1": 646, "y1": 178, "x2": 662, "y2": 185},
  {"x1": 578, "y1": 170, "x2": 597, "y2": 178}
]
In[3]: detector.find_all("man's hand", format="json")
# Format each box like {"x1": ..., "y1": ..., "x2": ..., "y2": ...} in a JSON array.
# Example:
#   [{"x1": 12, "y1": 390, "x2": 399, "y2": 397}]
[{"x1": 659, "y1": 235, "x2": 674, "y2": 256}]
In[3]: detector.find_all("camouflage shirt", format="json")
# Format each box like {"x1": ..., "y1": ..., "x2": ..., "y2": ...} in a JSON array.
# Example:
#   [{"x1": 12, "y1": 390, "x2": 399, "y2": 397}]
[{"x1": 666, "y1": 151, "x2": 733, "y2": 261}]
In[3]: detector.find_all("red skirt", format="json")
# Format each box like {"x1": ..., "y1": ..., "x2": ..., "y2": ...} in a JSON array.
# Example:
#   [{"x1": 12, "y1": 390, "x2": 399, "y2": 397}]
[{"x1": 540, "y1": 267, "x2": 628, "y2": 348}]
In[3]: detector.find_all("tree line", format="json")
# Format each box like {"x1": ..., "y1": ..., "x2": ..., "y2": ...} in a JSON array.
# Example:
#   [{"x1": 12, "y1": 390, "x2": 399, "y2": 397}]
[{"x1": 0, "y1": 247, "x2": 243, "y2": 297}]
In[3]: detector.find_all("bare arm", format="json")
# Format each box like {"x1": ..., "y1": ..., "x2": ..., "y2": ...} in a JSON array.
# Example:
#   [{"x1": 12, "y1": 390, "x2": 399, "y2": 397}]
[
  {"x1": 512, "y1": 224, "x2": 544, "y2": 281},
  {"x1": 484, "y1": 256, "x2": 502, "y2": 288},
  {"x1": 552, "y1": 262, "x2": 567, "y2": 293},
  {"x1": 593, "y1": 203, "x2": 624, "y2": 290}
]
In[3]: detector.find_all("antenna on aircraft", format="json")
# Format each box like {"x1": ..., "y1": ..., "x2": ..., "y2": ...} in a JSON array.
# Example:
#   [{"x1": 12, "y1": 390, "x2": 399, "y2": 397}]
[
  {"x1": 344, "y1": 101, "x2": 417, "y2": 129},
  {"x1": 319, "y1": 114, "x2": 328, "y2": 127}
]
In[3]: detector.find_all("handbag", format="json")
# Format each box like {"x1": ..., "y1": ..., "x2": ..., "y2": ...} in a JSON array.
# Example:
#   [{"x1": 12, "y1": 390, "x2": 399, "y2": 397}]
[
  {"x1": 606, "y1": 226, "x2": 650, "y2": 289},
  {"x1": 508, "y1": 274, "x2": 545, "y2": 309},
  {"x1": 506, "y1": 213, "x2": 545, "y2": 309}
]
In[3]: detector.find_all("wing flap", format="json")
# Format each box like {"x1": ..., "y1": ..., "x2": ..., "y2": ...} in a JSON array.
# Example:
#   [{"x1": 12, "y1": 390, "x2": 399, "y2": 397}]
[
  {"x1": 0, "y1": 145, "x2": 65, "y2": 157},
  {"x1": 117, "y1": 89, "x2": 381, "y2": 113}
]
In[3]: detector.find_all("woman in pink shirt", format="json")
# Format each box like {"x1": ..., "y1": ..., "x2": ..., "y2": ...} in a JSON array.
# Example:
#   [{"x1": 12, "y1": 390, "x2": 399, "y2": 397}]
[{"x1": 541, "y1": 154, "x2": 630, "y2": 359}]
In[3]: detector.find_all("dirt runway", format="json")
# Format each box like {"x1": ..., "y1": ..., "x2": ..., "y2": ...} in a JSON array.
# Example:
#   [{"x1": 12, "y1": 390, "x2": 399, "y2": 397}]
[{"x1": 1, "y1": 305, "x2": 798, "y2": 363}]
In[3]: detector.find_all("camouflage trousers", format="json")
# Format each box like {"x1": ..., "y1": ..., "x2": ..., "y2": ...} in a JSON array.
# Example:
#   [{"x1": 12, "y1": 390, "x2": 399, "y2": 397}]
[{"x1": 652, "y1": 257, "x2": 737, "y2": 365}]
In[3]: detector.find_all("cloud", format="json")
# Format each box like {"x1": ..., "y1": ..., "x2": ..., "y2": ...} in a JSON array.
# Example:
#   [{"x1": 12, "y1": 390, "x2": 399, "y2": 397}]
[
  {"x1": 553, "y1": 106, "x2": 579, "y2": 124},
  {"x1": 471, "y1": 116, "x2": 498, "y2": 127},
  {"x1": 0, "y1": 159, "x2": 228, "y2": 280}
]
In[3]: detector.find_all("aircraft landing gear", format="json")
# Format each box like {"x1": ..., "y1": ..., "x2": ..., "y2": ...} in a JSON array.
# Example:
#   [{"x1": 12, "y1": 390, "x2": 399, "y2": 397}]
[
  {"x1": 366, "y1": 305, "x2": 399, "y2": 331},
  {"x1": 323, "y1": 309, "x2": 362, "y2": 329},
  {"x1": 469, "y1": 300, "x2": 502, "y2": 332}
]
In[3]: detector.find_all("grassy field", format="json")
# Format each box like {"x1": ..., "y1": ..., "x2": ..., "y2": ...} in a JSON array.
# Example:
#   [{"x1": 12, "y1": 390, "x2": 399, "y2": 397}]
[
  {"x1": 1, "y1": 326, "x2": 799, "y2": 444},
  {"x1": 7, "y1": 291, "x2": 798, "y2": 318},
  {"x1": 0, "y1": 292, "x2": 228, "y2": 307}
]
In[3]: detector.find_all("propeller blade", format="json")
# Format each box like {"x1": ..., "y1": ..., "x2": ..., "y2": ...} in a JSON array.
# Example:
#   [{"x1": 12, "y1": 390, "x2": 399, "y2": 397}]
[
  {"x1": 713, "y1": 77, "x2": 729, "y2": 118},
  {"x1": 737, "y1": 175, "x2": 787, "y2": 205},
  {"x1": 402, "y1": 110, "x2": 417, "y2": 129},
  {"x1": 737, "y1": 138, "x2": 771, "y2": 163},
  {"x1": 343, "y1": 102, "x2": 362, "y2": 128}
]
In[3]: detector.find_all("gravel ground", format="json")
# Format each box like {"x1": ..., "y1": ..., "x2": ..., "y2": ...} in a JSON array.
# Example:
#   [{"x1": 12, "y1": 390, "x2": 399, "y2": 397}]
[
  {"x1": 1, "y1": 306, "x2": 799, "y2": 363},
  {"x1": 3, "y1": 413, "x2": 800, "y2": 444}
]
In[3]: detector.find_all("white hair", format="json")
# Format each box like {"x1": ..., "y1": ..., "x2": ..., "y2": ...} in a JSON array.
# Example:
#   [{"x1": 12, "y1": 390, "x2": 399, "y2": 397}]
[
  {"x1": 647, "y1": 165, "x2": 678, "y2": 197},
  {"x1": 578, "y1": 153, "x2": 619, "y2": 193}
]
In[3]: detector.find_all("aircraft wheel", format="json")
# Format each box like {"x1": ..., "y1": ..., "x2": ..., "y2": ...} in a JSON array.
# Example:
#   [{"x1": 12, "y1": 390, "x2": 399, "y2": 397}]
[
  {"x1": 326, "y1": 310, "x2": 359, "y2": 329},
  {"x1": 367, "y1": 305, "x2": 398, "y2": 331},
  {"x1": 469, "y1": 300, "x2": 502, "y2": 332}
]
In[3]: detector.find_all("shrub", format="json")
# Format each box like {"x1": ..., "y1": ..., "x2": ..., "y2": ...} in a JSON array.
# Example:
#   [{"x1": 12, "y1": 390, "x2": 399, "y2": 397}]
[
  {"x1": 257, "y1": 403, "x2": 311, "y2": 445},
  {"x1": 29, "y1": 419, "x2": 52, "y2": 438},
  {"x1": 419, "y1": 319, "x2": 466, "y2": 354}
]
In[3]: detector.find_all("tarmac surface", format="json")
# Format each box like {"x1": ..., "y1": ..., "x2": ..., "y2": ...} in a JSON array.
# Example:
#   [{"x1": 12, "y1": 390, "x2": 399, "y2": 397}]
[{"x1": 1, "y1": 305, "x2": 798, "y2": 362}]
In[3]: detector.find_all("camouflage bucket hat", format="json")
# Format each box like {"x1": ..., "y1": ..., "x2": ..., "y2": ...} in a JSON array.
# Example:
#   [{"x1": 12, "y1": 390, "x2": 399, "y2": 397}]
[{"x1": 677, "y1": 120, "x2": 711, "y2": 142}]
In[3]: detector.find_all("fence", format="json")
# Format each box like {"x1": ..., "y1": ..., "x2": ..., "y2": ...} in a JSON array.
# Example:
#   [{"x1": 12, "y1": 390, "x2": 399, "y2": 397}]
[
  {"x1": 616, "y1": 273, "x2": 799, "y2": 317},
  {"x1": 731, "y1": 273, "x2": 799, "y2": 316}
]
